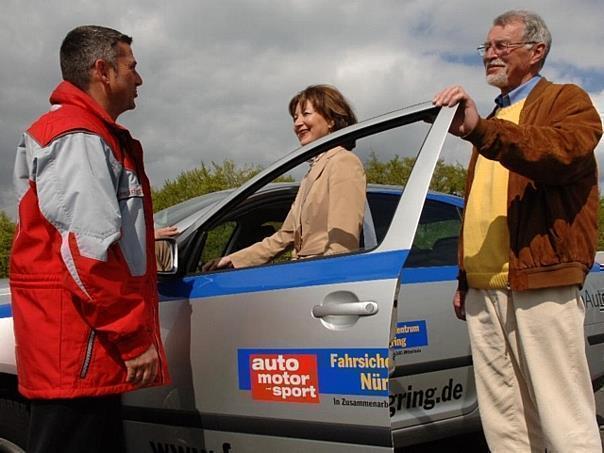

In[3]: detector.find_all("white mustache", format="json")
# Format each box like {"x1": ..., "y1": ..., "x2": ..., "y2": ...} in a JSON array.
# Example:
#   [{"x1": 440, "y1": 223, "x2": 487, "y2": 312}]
[{"x1": 487, "y1": 58, "x2": 506, "y2": 68}]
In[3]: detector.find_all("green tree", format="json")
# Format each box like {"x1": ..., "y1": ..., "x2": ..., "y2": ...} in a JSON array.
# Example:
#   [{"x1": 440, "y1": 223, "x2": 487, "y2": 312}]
[
  {"x1": 365, "y1": 152, "x2": 467, "y2": 196},
  {"x1": 153, "y1": 155, "x2": 468, "y2": 214},
  {"x1": 152, "y1": 160, "x2": 295, "y2": 268},
  {"x1": 0, "y1": 211, "x2": 15, "y2": 278},
  {"x1": 152, "y1": 160, "x2": 294, "y2": 212},
  {"x1": 153, "y1": 160, "x2": 262, "y2": 213},
  {"x1": 430, "y1": 160, "x2": 467, "y2": 196},
  {"x1": 364, "y1": 153, "x2": 413, "y2": 186}
]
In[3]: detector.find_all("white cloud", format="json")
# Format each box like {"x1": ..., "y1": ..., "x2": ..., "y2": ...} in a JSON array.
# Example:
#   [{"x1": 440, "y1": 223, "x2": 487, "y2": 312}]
[
  {"x1": 1, "y1": 0, "x2": 603, "y2": 217},
  {"x1": 589, "y1": 90, "x2": 604, "y2": 190}
]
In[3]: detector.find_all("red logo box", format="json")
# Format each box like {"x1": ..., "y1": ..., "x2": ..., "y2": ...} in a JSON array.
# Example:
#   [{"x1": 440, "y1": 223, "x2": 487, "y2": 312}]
[{"x1": 250, "y1": 354, "x2": 320, "y2": 403}]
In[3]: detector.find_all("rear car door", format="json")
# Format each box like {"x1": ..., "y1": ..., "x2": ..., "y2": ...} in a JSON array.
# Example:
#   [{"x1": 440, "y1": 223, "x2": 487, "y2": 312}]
[
  {"x1": 123, "y1": 103, "x2": 456, "y2": 453},
  {"x1": 389, "y1": 194, "x2": 481, "y2": 446}
]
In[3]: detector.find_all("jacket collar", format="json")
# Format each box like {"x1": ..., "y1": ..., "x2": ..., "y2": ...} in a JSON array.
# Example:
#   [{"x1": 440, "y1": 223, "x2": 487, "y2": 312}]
[
  {"x1": 522, "y1": 77, "x2": 551, "y2": 108},
  {"x1": 49, "y1": 81, "x2": 128, "y2": 133},
  {"x1": 310, "y1": 146, "x2": 346, "y2": 167},
  {"x1": 488, "y1": 77, "x2": 551, "y2": 119},
  {"x1": 307, "y1": 146, "x2": 346, "y2": 180},
  {"x1": 495, "y1": 75, "x2": 542, "y2": 108}
]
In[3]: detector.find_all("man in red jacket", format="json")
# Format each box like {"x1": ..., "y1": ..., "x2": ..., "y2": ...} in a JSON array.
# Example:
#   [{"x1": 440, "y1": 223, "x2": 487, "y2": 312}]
[
  {"x1": 10, "y1": 25, "x2": 169, "y2": 453},
  {"x1": 433, "y1": 10, "x2": 602, "y2": 452}
]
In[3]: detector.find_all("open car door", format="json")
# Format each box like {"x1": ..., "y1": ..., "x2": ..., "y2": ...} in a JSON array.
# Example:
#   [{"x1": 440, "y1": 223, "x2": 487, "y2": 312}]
[{"x1": 123, "y1": 103, "x2": 457, "y2": 452}]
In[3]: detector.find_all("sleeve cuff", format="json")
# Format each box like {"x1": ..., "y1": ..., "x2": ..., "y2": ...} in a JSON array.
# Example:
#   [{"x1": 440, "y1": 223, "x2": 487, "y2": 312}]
[
  {"x1": 457, "y1": 270, "x2": 468, "y2": 292},
  {"x1": 115, "y1": 329, "x2": 154, "y2": 361},
  {"x1": 463, "y1": 117, "x2": 488, "y2": 145}
]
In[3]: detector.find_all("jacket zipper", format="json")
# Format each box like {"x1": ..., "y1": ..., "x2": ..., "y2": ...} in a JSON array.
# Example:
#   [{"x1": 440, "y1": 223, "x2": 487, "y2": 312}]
[
  {"x1": 79, "y1": 329, "x2": 96, "y2": 378},
  {"x1": 152, "y1": 306, "x2": 165, "y2": 383}
]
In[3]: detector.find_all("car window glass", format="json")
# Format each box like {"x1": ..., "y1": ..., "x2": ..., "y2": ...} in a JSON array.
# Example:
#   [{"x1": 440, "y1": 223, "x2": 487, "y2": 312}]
[
  {"x1": 199, "y1": 221, "x2": 237, "y2": 268},
  {"x1": 193, "y1": 191, "x2": 296, "y2": 271},
  {"x1": 404, "y1": 200, "x2": 461, "y2": 267},
  {"x1": 366, "y1": 192, "x2": 400, "y2": 244}
]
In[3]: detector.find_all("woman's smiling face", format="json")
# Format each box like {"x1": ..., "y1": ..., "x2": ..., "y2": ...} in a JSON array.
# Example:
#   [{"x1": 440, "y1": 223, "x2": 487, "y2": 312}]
[{"x1": 292, "y1": 100, "x2": 334, "y2": 146}]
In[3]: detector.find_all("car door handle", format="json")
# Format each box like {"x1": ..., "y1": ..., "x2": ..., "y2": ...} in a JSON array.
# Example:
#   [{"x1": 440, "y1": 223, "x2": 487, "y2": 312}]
[{"x1": 312, "y1": 301, "x2": 379, "y2": 318}]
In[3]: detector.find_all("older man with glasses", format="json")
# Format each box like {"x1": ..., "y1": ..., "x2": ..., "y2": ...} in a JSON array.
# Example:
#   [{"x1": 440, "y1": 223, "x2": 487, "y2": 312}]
[{"x1": 433, "y1": 10, "x2": 602, "y2": 452}]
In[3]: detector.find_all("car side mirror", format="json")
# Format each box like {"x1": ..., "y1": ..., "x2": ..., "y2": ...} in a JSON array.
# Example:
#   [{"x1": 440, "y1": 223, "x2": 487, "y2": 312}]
[{"x1": 155, "y1": 238, "x2": 178, "y2": 275}]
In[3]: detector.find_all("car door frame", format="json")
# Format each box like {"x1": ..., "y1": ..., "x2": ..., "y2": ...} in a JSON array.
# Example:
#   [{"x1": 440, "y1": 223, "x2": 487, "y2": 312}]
[
  {"x1": 177, "y1": 103, "x2": 457, "y2": 269},
  {"x1": 123, "y1": 103, "x2": 458, "y2": 453}
]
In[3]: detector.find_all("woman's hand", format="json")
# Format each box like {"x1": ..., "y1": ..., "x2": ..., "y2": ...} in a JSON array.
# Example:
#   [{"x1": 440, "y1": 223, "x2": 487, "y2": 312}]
[
  {"x1": 202, "y1": 255, "x2": 234, "y2": 272},
  {"x1": 155, "y1": 226, "x2": 179, "y2": 239}
]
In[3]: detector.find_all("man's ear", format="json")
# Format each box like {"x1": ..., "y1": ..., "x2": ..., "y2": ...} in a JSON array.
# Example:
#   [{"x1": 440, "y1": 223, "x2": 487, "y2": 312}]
[
  {"x1": 91, "y1": 59, "x2": 112, "y2": 85},
  {"x1": 530, "y1": 42, "x2": 546, "y2": 67}
]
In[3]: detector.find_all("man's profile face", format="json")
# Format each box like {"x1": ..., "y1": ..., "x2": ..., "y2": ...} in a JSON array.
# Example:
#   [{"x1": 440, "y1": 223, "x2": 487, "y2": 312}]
[
  {"x1": 483, "y1": 21, "x2": 536, "y2": 93},
  {"x1": 107, "y1": 42, "x2": 143, "y2": 117}
]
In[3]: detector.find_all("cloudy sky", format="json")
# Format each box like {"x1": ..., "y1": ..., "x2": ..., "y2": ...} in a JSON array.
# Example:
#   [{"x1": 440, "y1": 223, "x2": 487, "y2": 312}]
[{"x1": 1, "y1": 0, "x2": 603, "y2": 218}]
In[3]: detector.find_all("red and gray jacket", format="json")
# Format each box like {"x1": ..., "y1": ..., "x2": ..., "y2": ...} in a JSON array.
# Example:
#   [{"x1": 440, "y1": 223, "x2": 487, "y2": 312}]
[{"x1": 9, "y1": 81, "x2": 170, "y2": 399}]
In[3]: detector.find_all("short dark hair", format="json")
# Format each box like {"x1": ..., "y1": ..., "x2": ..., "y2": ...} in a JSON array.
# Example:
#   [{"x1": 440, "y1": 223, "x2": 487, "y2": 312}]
[
  {"x1": 60, "y1": 25, "x2": 132, "y2": 90},
  {"x1": 288, "y1": 84, "x2": 357, "y2": 132}
]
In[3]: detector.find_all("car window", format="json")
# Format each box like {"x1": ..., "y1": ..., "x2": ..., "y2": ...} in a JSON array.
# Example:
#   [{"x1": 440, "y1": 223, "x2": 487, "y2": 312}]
[
  {"x1": 193, "y1": 191, "x2": 295, "y2": 271},
  {"x1": 404, "y1": 199, "x2": 462, "y2": 267},
  {"x1": 366, "y1": 192, "x2": 400, "y2": 244},
  {"x1": 186, "y1": 117, "x2": 435, "y2": 275},
  {"x1": 198, "y1": 221, "x2": 237, "y2": 268}
]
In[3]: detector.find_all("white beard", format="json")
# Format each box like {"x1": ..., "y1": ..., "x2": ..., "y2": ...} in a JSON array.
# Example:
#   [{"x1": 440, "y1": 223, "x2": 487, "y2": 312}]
[
  {"x1": 485, "y1": 59, "x2": 509, "y2": 88},
  {"x1": 486, "y1": 71, "x2": 509, "y2": 88}
]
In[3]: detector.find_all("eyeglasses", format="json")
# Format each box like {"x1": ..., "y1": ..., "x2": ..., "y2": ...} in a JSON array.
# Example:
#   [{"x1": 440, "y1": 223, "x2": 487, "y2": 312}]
[{"x1": 476, "y1": 41, "x2": 537, "y2": 57}]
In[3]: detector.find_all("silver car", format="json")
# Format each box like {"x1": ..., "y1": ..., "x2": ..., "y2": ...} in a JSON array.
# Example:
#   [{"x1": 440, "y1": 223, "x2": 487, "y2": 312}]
[{"x1": 1, "y1": 103, "x2": 603, "y2": 452}]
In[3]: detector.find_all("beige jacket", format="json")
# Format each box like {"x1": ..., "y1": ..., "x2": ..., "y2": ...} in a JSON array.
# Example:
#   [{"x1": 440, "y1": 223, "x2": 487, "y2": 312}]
[{"x1": 230, "y1": 146, "x2": 366, "y2": 268}]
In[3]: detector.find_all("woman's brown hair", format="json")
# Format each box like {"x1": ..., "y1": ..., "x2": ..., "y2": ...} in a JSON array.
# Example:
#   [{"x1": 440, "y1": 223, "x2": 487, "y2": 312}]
[{"x1": 288, "y1": 84, "x2": 357, "y2": 132}]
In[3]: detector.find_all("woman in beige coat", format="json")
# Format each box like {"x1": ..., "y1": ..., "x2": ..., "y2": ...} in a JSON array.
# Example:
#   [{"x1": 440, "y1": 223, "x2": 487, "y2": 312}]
[{"x1": 215, "y1": 84, "x2": 366, "y2": 269}]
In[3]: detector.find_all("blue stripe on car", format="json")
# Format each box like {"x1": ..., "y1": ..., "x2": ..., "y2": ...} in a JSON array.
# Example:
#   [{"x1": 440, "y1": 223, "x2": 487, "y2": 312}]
[
  {"x1": 1, "y1": 261, "x2": 599, "y2": 318},
  {"x1": 401, "y1": 266, "x2": 458, "y2": 284},
  {"x1": 159, "y1": 250, "x2": 410, "y2": 300},
  {"x1": 0, "y1": 304, "x2": 11, "y2": 318}
]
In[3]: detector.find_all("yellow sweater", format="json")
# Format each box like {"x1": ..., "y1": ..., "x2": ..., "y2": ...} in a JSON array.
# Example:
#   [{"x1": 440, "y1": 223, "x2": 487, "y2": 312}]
[{"x1": 463, "y1": 100, "x2": 525, "y2": 289}]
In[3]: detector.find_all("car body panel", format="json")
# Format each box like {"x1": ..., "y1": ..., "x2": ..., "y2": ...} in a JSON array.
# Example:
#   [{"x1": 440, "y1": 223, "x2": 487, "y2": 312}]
[{"x1": 0, "y1": 281, "x2": 15, "y2": 375}]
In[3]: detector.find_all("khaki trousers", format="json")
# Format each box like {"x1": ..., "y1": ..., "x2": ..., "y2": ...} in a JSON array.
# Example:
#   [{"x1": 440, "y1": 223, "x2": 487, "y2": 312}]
[{"x1": 465, "y1": 286, "x2": 601, "y2": 452}]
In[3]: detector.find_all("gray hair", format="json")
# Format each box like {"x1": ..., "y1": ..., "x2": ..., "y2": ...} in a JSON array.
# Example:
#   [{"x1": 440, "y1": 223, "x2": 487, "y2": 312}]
[
  {"x1": 60, "y1": 25, "x2": 132, "y2": 90},
  {"x1": 493, "y1": 10, "x2": 551, "y2": 68}
]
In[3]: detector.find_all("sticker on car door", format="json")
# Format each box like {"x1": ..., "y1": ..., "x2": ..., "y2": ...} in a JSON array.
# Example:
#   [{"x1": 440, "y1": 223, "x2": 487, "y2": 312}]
[
  {"x1": 390, "y1": 320, "x2": 429, "y2": 357},
  {"x1": 238, "y1": 348, "x2": 390, "y2": 404}
]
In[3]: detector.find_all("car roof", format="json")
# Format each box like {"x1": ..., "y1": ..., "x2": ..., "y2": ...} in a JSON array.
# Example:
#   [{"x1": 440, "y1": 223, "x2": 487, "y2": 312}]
[{"x1": 154, "y1": 182, "x2": 463, "y2": 228}]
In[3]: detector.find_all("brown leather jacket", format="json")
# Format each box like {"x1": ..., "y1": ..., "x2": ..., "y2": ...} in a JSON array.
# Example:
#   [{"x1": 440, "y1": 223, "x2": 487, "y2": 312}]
[{"x1": 459, "y1": 78, "x2": 602, "y2": 291}]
